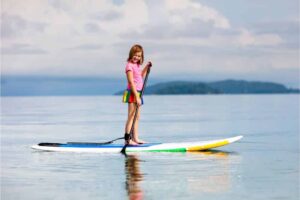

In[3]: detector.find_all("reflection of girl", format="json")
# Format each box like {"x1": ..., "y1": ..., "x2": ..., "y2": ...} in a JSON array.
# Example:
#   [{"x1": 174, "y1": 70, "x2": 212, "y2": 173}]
[
  {"x1": 125, "y1": 155, "x2": 143, "y2": 200},
  {"x1": 123, "y1": 44, "x2": 152, "y2": 145}
]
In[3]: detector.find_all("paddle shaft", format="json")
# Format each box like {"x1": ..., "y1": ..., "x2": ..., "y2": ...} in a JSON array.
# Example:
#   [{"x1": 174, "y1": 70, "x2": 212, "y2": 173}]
[{"x1": 128, "y1": 66, "x2": 151, "y2": 138}]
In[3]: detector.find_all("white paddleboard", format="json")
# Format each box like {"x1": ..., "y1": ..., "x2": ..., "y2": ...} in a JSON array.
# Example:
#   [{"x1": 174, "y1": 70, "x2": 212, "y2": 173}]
[{"x1": 31, "y1": 136, "x2": 243, "y2": 153}]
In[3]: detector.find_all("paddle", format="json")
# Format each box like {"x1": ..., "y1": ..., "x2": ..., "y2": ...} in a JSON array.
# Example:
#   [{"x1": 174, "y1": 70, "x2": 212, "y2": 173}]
[
  {"x1": 66, "y1": 136, "x2": 125, "y2": 145},
  {"x1": 121, "y1": 62, "x2": 152, "y2": 154}
]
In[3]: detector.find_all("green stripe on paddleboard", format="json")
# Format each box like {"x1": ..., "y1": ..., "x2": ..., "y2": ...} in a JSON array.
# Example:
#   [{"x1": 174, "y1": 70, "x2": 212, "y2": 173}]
[{"x1": 127, "y1": 148, "x2": 187, "y2": 152}]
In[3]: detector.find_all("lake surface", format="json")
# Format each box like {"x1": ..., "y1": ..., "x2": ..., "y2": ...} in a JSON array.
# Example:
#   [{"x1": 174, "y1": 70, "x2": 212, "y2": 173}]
[{"x1": 1, "y1": 95, "x2": 299, "y2": 200}]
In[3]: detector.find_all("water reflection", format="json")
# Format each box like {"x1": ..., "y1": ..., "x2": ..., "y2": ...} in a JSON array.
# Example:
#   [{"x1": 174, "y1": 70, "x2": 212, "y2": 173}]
[
  {"x1": 186, "y1": 150, "x2": 240, "y2": 193},
  {"x1": 124, "y1": 154, "x2": 144, "y2": 200},
  {"x1": 124, "y1": 150, "x2": 241, "y2": 199}
]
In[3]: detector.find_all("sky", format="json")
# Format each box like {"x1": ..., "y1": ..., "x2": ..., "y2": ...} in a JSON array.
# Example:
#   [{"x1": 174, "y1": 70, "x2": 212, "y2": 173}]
[{"x1": 1, "y1": 0, "x2": 300, "y2": 87}]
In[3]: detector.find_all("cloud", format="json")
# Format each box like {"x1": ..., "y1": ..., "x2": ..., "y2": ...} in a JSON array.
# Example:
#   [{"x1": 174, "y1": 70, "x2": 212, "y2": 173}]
[
  {"x1": 1, "y1": 13, "x2": 47, "y2": 39},
  {"x1": 236, "y1": 29, "x2": 283, "y2": 47},
  {"x1": 165, "y1": 0, "x2": 230, "y2": 29},
  {"x1": 120, "y1": 0, "x2": 284, "y2": 51},
  {"x1": 84, "y1": 23, "x2": 104, "y2": 33},
  {"x1": 122, "y1": 0, "x2": 231, "y2": 40},
  {"x1": 1, "y1": 43, "x2": 47, "y2": 55},
  {"x1": 250, "y1": 19, "x2": 300, "y2": 49},
  {"x1": 1, "y1": 0, "x2": 298, "y2": 87},
  {"x1": 89, "y1": 10, "x2": 123, "y2": 21},
  {"x1": 69, "y1": 44, "x2": 103, "y2": 51}
]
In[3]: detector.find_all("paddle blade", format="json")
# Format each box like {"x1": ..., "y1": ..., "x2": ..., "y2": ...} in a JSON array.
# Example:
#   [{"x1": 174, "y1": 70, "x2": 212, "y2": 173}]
[{"x1": 120, "y1": 144, "x2": 128, "y2": 154}]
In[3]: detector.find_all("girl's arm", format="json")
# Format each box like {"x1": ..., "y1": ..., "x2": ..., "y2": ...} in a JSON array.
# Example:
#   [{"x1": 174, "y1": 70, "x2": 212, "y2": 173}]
[
  {"x1": 141, "y1": 62, "x2": 152, "y2": 78},
  {"x1": 126, "y1": 71, "x2": 142, "y2": 105}
]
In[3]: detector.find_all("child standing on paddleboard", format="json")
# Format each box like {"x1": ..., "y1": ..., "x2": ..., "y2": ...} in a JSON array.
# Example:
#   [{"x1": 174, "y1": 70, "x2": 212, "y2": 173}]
[{"x1": 123, "y1": 44, "x2": 152, "y2": 145}]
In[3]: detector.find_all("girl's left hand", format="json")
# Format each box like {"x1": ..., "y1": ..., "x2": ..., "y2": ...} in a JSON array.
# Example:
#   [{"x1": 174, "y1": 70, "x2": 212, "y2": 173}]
[{"x1": 146, "y1": 61, "x2": 152, "y2": 68}]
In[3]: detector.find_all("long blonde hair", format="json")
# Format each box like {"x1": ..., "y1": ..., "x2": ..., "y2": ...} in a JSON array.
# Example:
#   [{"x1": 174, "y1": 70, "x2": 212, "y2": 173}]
[{"x1": 127, "y1": 44, "x2": 144, "y2": 65}]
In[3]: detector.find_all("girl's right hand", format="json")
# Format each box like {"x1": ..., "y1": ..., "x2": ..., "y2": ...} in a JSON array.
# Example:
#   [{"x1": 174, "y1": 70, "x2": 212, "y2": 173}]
[{"x1": 136, "y1": 97, "x2": 142, "y2": 106}]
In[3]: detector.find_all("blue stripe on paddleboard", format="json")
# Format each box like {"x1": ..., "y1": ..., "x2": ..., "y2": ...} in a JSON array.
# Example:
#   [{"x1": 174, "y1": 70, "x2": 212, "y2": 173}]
[{"x1": 59, "y1": 143, "x2": 161, "y2": 148}]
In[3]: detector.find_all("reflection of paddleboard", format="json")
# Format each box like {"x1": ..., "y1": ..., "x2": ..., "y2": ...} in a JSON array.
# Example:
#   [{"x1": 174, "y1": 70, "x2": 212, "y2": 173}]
[{"x1": 31, "y1": 136, "x2": 243, "y2": 153}]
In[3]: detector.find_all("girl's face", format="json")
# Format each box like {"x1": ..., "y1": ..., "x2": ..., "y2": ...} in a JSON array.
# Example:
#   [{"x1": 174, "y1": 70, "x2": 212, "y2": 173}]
[{"x1": 131, "y1": 51, "x2": 142, "y2": 64}]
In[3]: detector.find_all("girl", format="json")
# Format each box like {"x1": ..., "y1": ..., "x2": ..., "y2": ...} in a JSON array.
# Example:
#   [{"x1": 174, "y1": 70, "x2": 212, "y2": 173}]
[{"x1": 123, "y1": 44, "x2": 152, "y2": 145}]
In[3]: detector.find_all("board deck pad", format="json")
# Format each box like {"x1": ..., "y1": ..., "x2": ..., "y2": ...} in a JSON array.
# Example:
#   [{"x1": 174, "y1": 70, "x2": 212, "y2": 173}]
[{"x1": 31, "y1": 136, "x2": 243, "y2": 153}]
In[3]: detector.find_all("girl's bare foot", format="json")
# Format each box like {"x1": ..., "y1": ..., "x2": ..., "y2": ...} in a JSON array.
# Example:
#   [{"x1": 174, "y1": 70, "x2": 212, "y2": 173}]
[
  {"x1": 126, "y1": 140, "x2": 139, "y2": 145},
  {"x1": 133, "y1": 139, "x2": 146, "y2": 144}
]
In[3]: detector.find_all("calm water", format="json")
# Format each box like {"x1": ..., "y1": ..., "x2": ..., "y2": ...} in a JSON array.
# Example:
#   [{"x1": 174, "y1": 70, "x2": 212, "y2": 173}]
[{"x1": 1, "y1": 95, "x2": 299, "y2": 200}]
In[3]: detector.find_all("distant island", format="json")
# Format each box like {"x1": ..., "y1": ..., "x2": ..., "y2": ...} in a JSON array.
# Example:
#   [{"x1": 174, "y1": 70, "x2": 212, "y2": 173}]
[
  {"x1": 116, "y1": 80, "x2": 300, "y2": 95},
  {"x1": 1, "y1": 76, "x2": 299, "y2": 96}
]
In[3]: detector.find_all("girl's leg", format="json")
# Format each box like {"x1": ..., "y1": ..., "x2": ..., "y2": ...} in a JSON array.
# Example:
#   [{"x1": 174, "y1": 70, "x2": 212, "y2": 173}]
[
  {"x1": 132, "y1": 107, "x2": 146, "y2": 144},
  {"x1": 125, "y1": 103, "x2": 138, "y2": 145},
  {"x1": 132, "y1": 107, "x2": 140, "y2": 142}
]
